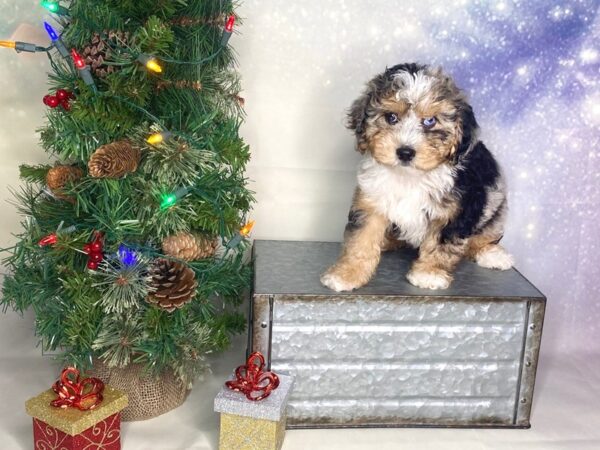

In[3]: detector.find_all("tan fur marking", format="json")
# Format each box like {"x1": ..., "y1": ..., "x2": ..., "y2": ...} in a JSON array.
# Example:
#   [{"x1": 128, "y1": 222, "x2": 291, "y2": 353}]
[
  {"x1": 369, "y1": 129, "x2": 401, "y2": 166},
  {"x1": 380, "y1": 98, "x2": 410, "y2": 116},
  {"x1": 322, "y1": 190, "x2": 389, "y2": 291}
]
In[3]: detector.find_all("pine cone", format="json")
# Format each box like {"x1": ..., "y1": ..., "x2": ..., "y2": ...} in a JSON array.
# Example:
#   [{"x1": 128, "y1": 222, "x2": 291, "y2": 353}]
[
  {"x1": 162, "y1": 232, "x2": 219, "y2": 261},
  {"x1": 88, "y1": 140, "x2": 141, "y2": 178},
  {"x1": 46, "y1": 165, "x2": 83, "y2": 201},
  {"x1": 147, "y1": 259, "x2": 198, "y2": 312},
  {"x1": 82, "y1": 31, "x2": 130, "y2": 78}
]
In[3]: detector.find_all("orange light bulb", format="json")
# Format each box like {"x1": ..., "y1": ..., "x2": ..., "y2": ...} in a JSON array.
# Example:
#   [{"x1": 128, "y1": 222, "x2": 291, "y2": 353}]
[
  {"x1": 0, "y1": 40, "x2": 16, "y2": 49},
  {"x1": 240, "y1": 220, "x2": 255, "y2": 237}
]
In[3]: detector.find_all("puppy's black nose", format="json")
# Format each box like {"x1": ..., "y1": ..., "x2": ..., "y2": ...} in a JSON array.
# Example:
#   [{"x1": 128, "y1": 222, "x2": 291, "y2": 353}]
[{"x1": 396, "y1": 146, "x2": 416, "y2": 162}]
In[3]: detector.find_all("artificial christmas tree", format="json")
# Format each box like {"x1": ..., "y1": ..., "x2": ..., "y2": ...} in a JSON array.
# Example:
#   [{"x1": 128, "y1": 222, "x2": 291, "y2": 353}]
[{"x1": 2, "y1": 0, "x2": 252, "y2": 420}]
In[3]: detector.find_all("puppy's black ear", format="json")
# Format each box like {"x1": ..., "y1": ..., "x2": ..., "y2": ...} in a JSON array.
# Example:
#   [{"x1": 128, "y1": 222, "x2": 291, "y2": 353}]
[
  {"x1": 346, "y1": 92, "x2": 371, "y2": 135},
  {"x1": 456, "y1": 102, "x2": 479, "y2": 159},
  {"x1": 346, "y1": 92, "x2": 372, "y2": 154}
]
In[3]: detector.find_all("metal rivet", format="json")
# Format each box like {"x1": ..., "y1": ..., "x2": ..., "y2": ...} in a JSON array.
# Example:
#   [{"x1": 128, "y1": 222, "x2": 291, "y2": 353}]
[
  {"x1": 520, "y1": 398, "x2": 527, "y2": 404},
  {"x1": 260, "y1": 322, "x2": 268, "y2": 329},
  {"x1": 529, "y1": 324, "x2": 536, "y2": 330},
  {"x1": 525, "y1": 360, "x2": 532, "y2": 367}
]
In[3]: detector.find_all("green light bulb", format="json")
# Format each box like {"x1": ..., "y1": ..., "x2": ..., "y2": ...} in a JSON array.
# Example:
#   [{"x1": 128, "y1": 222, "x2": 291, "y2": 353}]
[
  {"x1": 41, "y1": 1, "x2": 59, "y2": 12},
  {"x1": 160, "y1": 187, "x2": 191, "y2": 210},
  {"x1": 160, "y1": 194, "x2": 177, "y2": 210}
]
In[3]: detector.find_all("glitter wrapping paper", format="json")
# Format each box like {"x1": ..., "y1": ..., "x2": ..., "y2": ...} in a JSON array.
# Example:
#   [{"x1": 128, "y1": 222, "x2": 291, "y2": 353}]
[
  {"x1": 31, "y1": 415, "x2": 121, "y2": 450},
  {"x1": 25, "y1": 386, "x2": 128, "y2": 442},
  {"x1": 214, "y1": 373, "x2": 294, "y2": 421},
  {"x1": 219, "y1": 413, "x2": 287, "y2": 450},
  {"x1": 215, "y1": 374, "x2": 294, "y2": 450}
]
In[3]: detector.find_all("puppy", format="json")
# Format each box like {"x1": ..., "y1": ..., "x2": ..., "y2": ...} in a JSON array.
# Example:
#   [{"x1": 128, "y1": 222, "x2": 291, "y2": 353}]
[{"x1": 321, "y1": 63, "x2": 514, "y2": 291}]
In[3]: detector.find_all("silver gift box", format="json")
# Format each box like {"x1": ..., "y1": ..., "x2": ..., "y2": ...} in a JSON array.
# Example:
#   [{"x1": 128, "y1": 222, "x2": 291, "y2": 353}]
[{"x1": 248, "y1": 240, "x2": 546, "y2": 429}]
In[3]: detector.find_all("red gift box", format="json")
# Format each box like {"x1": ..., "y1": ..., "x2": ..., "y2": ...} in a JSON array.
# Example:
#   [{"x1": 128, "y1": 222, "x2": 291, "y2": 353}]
[{"x1": 26, "y1": 387, "x2": 128, "y2": 450}]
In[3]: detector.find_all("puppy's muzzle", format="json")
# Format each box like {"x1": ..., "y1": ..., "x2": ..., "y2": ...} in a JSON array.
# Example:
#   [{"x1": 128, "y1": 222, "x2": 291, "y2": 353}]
[{"x1": 396, "y1": 146, "x2": 416, "y2": 163}]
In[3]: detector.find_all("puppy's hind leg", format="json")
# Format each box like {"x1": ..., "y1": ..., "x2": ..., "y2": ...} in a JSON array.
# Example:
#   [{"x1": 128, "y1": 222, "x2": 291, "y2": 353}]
[
  {"x1": 321, "y1": 193, "x2": 388, "y2": 292},
  {"x1": 467, "y1": 234, "x2": 514, "y2": 271}
]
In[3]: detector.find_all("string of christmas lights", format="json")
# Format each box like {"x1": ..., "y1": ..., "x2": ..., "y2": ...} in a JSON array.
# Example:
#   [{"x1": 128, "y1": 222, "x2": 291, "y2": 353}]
[
  {"x1": 2, "y1": 3, "x2": 239, "y2": 145},
  {"x1": 37, "y1": 216, "x2": 255, "y2": 271},
  {"x1": 0, "y1": 39, "x2": 49, "y2": 53},
  {"x1": 2, "y1": 8, "x2": 236, "y2": 73}
]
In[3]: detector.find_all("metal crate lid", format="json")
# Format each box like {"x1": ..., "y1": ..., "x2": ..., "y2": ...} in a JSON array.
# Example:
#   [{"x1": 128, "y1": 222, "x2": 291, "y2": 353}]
[{"x1": 253, "y1": 240, "x2": 544, "y2": 299}]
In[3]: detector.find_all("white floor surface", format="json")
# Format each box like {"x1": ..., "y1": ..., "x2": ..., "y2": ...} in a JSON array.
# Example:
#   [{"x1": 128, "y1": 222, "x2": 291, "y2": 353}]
[{"x1": 1, "y1": 309, "x2": 599, "y2": 450}]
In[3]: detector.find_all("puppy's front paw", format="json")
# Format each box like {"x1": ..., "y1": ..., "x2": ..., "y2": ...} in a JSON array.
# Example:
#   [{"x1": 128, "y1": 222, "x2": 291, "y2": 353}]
[
  {"x1": 476, "y1": 246, "x2": 514, "y2": 271},
  {"x1": 407, "y1": 269, "x2": 451, "y2": 290},
  {"x1": 320, "y1": 270, "x2": 361, "y2": 292}
]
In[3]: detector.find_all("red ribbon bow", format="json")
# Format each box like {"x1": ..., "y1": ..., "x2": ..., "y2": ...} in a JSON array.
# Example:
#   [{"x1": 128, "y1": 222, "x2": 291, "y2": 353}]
[
  {"x1": 225, "y1": 352, "x2": 280, "y2": 401},
  {"x1": 51, "y1": 367, "x2": 105, "y2": 411}
]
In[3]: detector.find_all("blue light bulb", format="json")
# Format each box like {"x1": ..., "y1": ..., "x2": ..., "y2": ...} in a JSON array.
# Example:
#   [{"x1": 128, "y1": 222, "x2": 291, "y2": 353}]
[
  {"x1": 118, "y1": 244, "x2": 138, "y2": 266},
  {"x1": 44, "y1": 22, "x2": 59, "y2": 41}
]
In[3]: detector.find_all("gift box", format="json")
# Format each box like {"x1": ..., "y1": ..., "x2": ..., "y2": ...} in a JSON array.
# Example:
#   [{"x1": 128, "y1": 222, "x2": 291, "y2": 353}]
[
  {"x1": 25, "y1": 384, "x2": 128, "y2": 450},
  {"x1": 214, "y1": 371, "x2": 294, "y2": 450}
]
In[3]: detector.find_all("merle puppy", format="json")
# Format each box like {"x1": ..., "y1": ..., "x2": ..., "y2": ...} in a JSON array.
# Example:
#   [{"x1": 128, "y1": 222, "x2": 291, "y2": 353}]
[{"x1": 321, "y1": 63, "x2": 513, "y2": 291}]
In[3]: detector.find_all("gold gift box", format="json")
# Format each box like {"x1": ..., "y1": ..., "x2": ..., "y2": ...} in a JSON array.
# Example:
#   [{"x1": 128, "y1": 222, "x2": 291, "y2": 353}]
[
  {"x1": 25, "y1": 386, "x2": 128, "y2": 436},
  {"x1": 219, "y1": 412, "x2": 287, "y2": 450},
  {"x1": 214, "y1": 374, "x2": 294, "y2": 450}
]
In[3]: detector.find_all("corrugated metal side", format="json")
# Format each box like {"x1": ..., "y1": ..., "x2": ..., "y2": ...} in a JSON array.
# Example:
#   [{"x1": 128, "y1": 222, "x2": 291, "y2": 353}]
[{"x1": 268, "y1": 296, "x2": 528, "y2": 427}]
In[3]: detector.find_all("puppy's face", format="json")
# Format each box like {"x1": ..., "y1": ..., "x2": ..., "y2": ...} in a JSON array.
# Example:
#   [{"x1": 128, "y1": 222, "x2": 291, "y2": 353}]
[{"x1": 348, "y1": 64, "x2": 477, "y2": 171}]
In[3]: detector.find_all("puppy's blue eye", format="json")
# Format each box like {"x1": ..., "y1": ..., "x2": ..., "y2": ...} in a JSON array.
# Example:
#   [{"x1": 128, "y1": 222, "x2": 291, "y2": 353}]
[
  {"x1": 385, "y1": 112, "x2": 399, "y2": 125},
  {"x1": 423, "y1": 117, "x2": 437, "y2": 128}
]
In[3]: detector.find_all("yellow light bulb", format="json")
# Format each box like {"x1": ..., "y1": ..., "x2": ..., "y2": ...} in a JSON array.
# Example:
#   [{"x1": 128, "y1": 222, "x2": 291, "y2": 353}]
[
  {"x1": 0, "y1": 40, "x2": 16, "y2": 49},
  {"x1": 146, "y1": 59, "x2": 162, "y2": 73},
  {"x1": 240, "y1": 220, "x2": 255, "y2": 237},
  {"x1": 146, "y1": 130, "x2": 172, "y2": 146},
  {"x1": 147, "y1": 133, "x2": 164, "y2": 145}
]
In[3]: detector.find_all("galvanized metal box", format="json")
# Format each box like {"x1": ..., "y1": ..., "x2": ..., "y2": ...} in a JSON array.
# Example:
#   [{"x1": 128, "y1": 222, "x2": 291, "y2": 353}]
[{"x1": 248, "y1": 240, "x2": 546, "y2": 429}]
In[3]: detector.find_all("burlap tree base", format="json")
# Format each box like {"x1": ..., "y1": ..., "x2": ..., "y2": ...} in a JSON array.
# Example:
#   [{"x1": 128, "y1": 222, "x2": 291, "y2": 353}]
[{"x1": 89, "y1": 360, "x2": 190, "y2": 421}]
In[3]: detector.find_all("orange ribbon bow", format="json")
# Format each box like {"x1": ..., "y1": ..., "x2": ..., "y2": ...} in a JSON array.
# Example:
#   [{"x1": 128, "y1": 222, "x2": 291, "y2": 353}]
[
  {"x1": 225, "y1": 352, "x2": 280, "y2": 401},
  {"x1": 51, "y1": 367, "x2": 105, "y2": 411}
]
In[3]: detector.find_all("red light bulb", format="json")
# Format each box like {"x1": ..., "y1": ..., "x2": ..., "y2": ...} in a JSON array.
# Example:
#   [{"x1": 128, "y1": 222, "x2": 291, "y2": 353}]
[
  {"x1": 225, "y1": 15, "x2": 235, "y2": 32},
  {"x1": 38, "y1": 233, "x2": 58, "y2": 247},
  {"x1": 71, "y1": 49, "x2": 86, "y2": 69}
]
